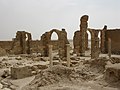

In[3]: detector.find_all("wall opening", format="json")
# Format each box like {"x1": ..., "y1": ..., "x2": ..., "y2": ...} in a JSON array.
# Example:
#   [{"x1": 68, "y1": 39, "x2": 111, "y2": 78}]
[
  {"x1": 51, "y1": 32, "x2": 58, "y2": 40},
  {"x1": 26, "y1": 34, "x2": 28, "y2": 41},
  {"x1": 98, "y1": 31, "x2": 101, "y2": 48},
  {"x1": 50, "y1": 32, "x2": 59, "y2": 55},
  {"x1": 87, "y1": 31, "x2": 91, "y2": 49}
]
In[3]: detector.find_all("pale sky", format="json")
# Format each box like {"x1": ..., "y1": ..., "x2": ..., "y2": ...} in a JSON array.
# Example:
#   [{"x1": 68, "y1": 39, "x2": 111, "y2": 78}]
[{"x1": 0, "y1": 0, "x2": 120, "y2": 40}]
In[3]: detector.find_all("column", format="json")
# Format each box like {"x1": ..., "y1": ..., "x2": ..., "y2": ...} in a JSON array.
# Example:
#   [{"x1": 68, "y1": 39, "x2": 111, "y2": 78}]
[
  {"x1": 66, "y1": 44, "x2": 71, "y2": 67},
  {"x1": 91, "y1": 37, "x2": 95, "y2": 59},
  {"x1": 80, "y1": 15, "x2": 89, "y2": 56},
  {"x1": 108, "y1": 38, "x2": 111, "y2": 58},
  {"x1": 49, "y1": 45, "x2": 53, "y2": 68}
]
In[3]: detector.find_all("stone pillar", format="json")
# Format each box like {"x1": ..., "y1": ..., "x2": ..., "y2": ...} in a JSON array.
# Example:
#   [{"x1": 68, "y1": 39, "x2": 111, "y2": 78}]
[
  {"x1": 101, "y1": 25, "x2": 107, "y2": 53},
  {"x1": 108, "y1": 38, "x2": 111, "y2": 58},
  {"x1": 27, "y1": 33, "x2": 32, "y2": 54},
  {"x1": 40, "y1": 32, "x2": 49, "y2": 57},
  {"x1": 91, "y1": 37, "x2": 95, "y2": 59},
  {"x1": 66, "y1": 44, "x2": 71, "y2": 67},
  {"x1": 49, "y1": 45, "x2": 53, "y2": 68},
  {"x1": 22, "y1": 32, "x2": 26, "y2": 54},
  {"x1": 90, "y1": 30, "x2": 100, "y2": 59},
  {"x1": 85, "y1": 32, "x2": 88, "y2": 50},
  {"x1": 80, "y1": 15, "x2": 89, "y2": 56},
  {"x1": 94, "y1": 37, "x2": 100, "y2": 59},
  {"x1": 73, "y1": 31, "x2": 80, "y2": 55}
]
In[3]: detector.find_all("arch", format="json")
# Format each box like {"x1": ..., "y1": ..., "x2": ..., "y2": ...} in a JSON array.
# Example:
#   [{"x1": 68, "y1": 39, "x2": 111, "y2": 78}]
[
  {"x1": 49, "y1": 29, "x2": 60, "y2": 40},
  {"x1": 26, "y1": 34, "x2": 28, "y2": 41},
  {"x1": 40, "y1": 29, "x2": 69, "y2": 57},
  {"x1": 87, "y1": 30, "x2": 91, "y2": 49},
  {"x1": 98, "y1": 31, "x2": 101, "y2": 47},
  {"x1": 87, "y1": 29, "x2": 95, "y2": 57},
  {"x1": 50, "y1": 31, "x2": 59, "y2": 40},
  {"x1": 98, "y1": 31, "x2": 101, "y2": 39},
  {"x1": 87, "y1": 29, "x2": 95, "y2": 39}
]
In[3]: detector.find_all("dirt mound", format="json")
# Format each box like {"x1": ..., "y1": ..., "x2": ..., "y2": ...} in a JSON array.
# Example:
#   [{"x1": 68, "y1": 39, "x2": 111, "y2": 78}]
[
  {"x1": 83, "y1": 57, "x2": 109, "y2": 74},
  {"x1": 22, "y1": 65, "x2": 95, "y2": 90},
  {"x1": 24, "y1": 65, "x2": 74, "y2": 89}
]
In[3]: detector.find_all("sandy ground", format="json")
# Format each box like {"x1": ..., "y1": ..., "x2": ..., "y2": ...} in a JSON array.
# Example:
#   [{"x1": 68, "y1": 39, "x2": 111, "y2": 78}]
[{"x1": 0, "y1": 43, "x2": 120, "y2": 90}]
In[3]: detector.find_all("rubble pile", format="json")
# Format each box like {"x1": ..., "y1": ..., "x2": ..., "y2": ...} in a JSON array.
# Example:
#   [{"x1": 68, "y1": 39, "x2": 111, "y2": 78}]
[
  {"x1": 23, "y1": 65, "x2": 96, "y2": 90},
  {"x1": 83, "y1": 57, "x2": 109, "y2": 74}
]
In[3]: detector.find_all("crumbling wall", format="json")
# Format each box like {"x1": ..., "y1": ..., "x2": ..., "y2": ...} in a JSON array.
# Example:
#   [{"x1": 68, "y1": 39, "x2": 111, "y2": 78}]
[
  {"x1": 0, "y1": 41, "x2": 13, "y2": 54},
  {"x1": 105, "y1": 29, "x2": 120, "y2": 54},
  {"x1": 40, "y1": 29, "x2": 69, "y2": 58},
  {"x1": 100, "y1": 25, "x2": 107, "y2": 53},
  {"x1": 73, "y1": 31, "x2": 88, "y2": 55},
  {"x1": 0, "y1": 46, "x2": 7, "y2": 56},
  {"x1": 11, "y1": 31, "x2": 32, "y2": 54},
  {"x1": 88, "y1": 29, "x2": 100, "y2": 59},
  {"x1": 30, "y1": 40, "x2": 42, "y2": 53},
  {"x1": 59, "y1": 29, "x2": 69, "y2": 58},
  {"x1": 73, "y1": 15, "x2": 89, "y2": 56},
  {"x1": 50, "y1": 40, "x2": 59, "y2": 50},
  {"x1": 0, "y1": 39, "x2": 60, "y2": 55},
  {"x1": 73, "y1": 31, "x2": 80, "y2": 54},
  {"x1": 79, "y1": 15, "x2": 89, "y2": 56}
]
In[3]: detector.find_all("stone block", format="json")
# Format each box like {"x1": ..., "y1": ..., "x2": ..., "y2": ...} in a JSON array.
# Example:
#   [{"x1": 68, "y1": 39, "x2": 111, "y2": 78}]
[{"x1": 11, "y1": 66, "x2": 32, "y2": 79}]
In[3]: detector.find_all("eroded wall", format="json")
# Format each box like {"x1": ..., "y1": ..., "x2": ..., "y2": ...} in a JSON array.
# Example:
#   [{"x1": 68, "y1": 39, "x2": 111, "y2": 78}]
[
  {"x1": 40, "y1": 29, "x2": 69, "y2": 57},
  {"x1": 105, "y1": 29, "x2": 120, "y2": 54},
  {"x1": 0, "y1": 40, "x2": 60, "y2": 54},
  {"x1": 0, "y1": 41, "x2": 13, "y2": 51}
]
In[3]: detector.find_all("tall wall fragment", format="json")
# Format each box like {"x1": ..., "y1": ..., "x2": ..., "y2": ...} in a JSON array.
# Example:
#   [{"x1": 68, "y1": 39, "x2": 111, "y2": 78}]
[
  {"x1": 40, "y1": 29, "x2": 69, "y2": 58},
  {"x1": 80, "y1": 15, "x2": 89, "y2": 56},
  {"x1": 12, "y1": 31, "x2": 32, "y2": 54}
]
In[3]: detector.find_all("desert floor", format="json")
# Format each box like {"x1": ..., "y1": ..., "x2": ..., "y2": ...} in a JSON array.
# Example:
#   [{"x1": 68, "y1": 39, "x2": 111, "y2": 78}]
[{"x1": 0, "y1": 42, "x2": 120, "y2": 90}]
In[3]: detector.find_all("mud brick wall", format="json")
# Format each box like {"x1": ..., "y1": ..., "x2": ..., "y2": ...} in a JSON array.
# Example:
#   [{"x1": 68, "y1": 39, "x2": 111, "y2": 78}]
[
  {"x1": 0, "y1": 40, "x2": 60, "y2": 53},
  {"x1": 50, "y1": 40, "x2": 59, "y2": 50},
  {"x1": 105, "y1": 29, "x2": 120, "y2": 54},
  {"x1": 30, "y1": 40, "x2": 59, "y2": 53},
  {"x1": 0, "y1": 41, "x2": 13, "y2": 51},
  {"x1": 30, "y1": 40, "x2": 42, "y2": 53}
]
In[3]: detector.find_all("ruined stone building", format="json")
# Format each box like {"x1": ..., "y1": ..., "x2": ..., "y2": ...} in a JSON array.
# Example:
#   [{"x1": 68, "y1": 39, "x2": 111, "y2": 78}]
[
  {"x1": 0, "y1": 29, "x2": 69, "y2": 58},
  {"x1": 40, "y1": 29, "x2": 69, "y2": 58},
  {"x1": 11, "y1": 31, "x2": 32, "y2": 54},
  {"x1": 0, "y1": 15, "x2": 120, "y2": 57},
  {"x1": 103, "y1": 29, "x2": 120, "y2": 54},
  {"x1": 73, "y1": 15, "x2": 120, "y2": 58}
]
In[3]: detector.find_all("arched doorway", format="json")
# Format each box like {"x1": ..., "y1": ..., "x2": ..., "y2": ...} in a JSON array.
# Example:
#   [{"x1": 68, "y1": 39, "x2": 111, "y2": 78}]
[
  {"x1": 50, "y1": 31, "x2": 59, "y2": 56},
  {"x1": 98, "y1": 31, "x2": 101, "y2": 48},
  {"x1": 86, "y1": 30, "x2": 92, "y2": 56},
  {"x1": 87, "y1": 30, "x2": 91, "y2": 49},
  {"x1": 51, "y1": 32, "x2": 58, "y2": 40},
  {"x1": 41, "y1": 29, "x2": 69, "y2": 58}
]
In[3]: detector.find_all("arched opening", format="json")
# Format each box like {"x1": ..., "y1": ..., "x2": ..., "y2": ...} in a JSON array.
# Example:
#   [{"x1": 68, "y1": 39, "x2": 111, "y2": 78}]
[
  {"x1": 50, "y1": 31, "x2": 59, "y2": 55},
  {"x1": 51, "y1": 32, "x2": 58, "y2": 40},
  {"x1": 86, "y1": 30, "x2": 91, "y2": 56},
  {"x1": 26, "y1": 34, "x2": 28, "y2": 41},
  {"x1": 98, "y1": 31, "x2": 101, "y2": 48},
  {"x1": 87, "y1": 31, "x2": 91, "y2": 49}
]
